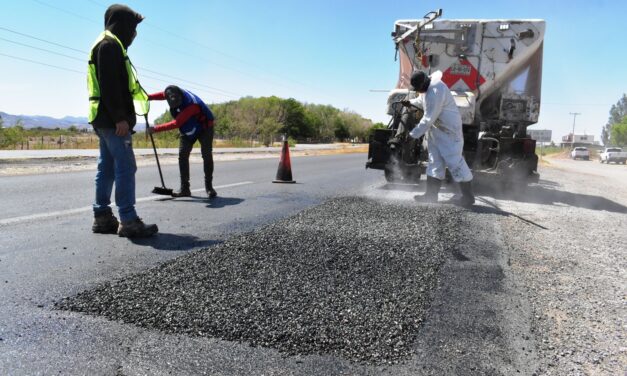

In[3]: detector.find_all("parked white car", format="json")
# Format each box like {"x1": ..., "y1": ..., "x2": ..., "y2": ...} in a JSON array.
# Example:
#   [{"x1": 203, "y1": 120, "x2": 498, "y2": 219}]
[
  {"x1": 599, "y1": 147, "x2": 627, "y2": 164},
  {"x1": 571, "y1": 147, "x2": 590, "y2": 160}
]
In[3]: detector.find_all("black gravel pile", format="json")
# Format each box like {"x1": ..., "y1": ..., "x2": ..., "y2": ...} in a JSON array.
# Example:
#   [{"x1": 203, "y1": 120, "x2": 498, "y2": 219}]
[{"x1": 57, "y1": 197, "x2": 463, "y2": 364}]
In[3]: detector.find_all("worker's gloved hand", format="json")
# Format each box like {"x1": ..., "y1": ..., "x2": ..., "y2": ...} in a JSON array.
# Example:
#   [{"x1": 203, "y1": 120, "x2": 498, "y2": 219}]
[
  {"x1": 147, "y1": 126, "x2": 155, "y2": 134},
  {"x1": 400, "y1": 100, "x2": 411, "y2": 107}
]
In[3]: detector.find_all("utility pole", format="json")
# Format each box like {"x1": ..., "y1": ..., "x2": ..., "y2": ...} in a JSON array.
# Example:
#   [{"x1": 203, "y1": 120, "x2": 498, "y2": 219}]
[{"x1": 569, "y1": 112, "x2": 581, "y2": 148}]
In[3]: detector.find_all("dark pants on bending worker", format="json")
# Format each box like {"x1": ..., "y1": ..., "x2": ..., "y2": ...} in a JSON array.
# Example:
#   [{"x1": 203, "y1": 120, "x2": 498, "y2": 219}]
[{"x1": 178, "y1": 127, "x2": 214, "y2": 190}]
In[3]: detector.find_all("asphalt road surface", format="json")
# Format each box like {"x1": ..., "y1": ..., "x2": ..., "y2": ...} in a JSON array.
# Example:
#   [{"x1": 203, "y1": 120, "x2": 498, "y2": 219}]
[{"x1": 1, "y1": 153, "x2": 625, "y2": 375}]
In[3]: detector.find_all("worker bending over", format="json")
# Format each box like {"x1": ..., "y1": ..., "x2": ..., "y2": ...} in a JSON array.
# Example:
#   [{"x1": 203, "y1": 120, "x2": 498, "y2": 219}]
[
  {"x1": 148, "y1": 86, "x2": 217, "y2": 198},
  {"x1": 402, "y1": 71, "x2": 475, "y2": 207}
]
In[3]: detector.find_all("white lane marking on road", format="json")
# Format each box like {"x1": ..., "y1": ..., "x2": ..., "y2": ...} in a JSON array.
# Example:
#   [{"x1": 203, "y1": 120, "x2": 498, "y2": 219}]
[{"x1": 0, "y1": 181, "x2": 254, "y2": 226}]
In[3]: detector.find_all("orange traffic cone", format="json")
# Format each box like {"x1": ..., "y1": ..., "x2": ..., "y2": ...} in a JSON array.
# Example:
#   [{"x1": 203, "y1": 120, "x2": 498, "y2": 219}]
[{"x1": 273, "y1": 139, "x2": 295, "y2": 183}]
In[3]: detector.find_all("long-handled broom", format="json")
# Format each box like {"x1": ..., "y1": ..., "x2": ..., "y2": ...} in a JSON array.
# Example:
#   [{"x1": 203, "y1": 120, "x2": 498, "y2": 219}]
[{"x1": 145, "y1": 114, "x2": 174, "y2": 196}]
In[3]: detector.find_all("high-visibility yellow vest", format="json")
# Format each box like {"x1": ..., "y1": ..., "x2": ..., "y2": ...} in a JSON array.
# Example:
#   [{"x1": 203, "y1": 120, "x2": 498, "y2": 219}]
[{"x1": 87, "y1": 30, "x2": 149, "y2": 123}]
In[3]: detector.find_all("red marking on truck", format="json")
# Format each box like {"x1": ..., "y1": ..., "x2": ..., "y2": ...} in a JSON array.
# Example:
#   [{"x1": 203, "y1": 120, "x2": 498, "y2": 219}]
[{"x1": 441, "y1": 60, "x2": 485, "y2": 91}]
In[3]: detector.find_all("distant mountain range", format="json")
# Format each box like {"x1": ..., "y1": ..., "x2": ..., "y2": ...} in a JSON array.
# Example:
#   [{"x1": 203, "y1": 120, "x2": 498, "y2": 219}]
[{"x1": 0, "y1": 111, "x2": 91, "y2": 129}]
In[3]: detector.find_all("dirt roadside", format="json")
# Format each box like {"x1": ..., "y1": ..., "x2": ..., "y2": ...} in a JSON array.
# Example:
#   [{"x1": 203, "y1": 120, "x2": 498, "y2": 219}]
[
  {"x1": 492, "y1": 158, "x2": 627, "y2": 375},
  {"x1": 0, "y1": 145, "x2": 368, "y2": 176}
]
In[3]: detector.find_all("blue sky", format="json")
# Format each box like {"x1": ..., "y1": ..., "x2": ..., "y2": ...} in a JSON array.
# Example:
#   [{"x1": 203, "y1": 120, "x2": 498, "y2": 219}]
[{"x1": 0, "y1": 0, "x2": 625, "y2": 142}]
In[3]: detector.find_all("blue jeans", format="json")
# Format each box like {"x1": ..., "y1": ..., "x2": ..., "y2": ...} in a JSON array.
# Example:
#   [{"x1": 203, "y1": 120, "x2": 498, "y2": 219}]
[{"x1": 93, "y1": 128, "x2": 138, "y2": 222}]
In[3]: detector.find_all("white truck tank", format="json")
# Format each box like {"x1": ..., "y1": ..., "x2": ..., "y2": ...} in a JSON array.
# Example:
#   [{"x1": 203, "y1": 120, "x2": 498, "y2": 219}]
[
  {"x1": 372, "y1": 10, "x2": 544, "y2": 185},
  {"x1": 390, "y1": 13, "x2": 545, "y2": 134}
]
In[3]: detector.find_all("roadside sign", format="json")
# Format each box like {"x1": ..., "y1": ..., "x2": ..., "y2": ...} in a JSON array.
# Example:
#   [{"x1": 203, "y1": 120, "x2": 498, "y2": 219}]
[{"x1": 528, "y1": 129, "x2": 552, "y2": 143}]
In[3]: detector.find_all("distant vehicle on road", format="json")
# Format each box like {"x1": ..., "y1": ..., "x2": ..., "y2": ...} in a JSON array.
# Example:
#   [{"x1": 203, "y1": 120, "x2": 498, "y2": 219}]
[
  {"x1": 599, "y1": 147, "x2": 627, "y2": 164},
  {"x1": 571, "y1": 147, "x2": 590, "y2": 160}
]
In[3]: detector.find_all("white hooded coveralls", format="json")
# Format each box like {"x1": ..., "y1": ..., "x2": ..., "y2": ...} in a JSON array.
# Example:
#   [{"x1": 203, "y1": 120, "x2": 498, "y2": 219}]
[{"x1": 408, "y1": 75, "x2": 473, "y2": 183}]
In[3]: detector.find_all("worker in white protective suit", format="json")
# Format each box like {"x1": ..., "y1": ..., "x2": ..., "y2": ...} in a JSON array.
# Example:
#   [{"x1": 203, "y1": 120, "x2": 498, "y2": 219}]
[{"x1": 401, "y1": 71, "x2": 475, "y2": 207}]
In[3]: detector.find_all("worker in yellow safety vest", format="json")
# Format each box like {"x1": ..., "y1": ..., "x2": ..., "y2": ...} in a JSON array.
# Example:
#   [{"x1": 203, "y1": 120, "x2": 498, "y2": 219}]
[{"x1": 88, "y1": 4, "x2": 157, "y2": 238}]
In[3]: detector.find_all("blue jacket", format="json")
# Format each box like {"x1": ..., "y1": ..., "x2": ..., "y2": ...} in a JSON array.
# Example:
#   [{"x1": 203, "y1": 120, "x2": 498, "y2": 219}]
[{"x1": 169, "y1": 89, "x2": 214, "y2": 140}]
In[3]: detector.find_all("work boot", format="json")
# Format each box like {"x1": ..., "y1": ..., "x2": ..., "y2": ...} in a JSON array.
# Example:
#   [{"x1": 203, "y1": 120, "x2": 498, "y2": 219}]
[
  {"x1": 117, "y1": 218, "x2": 158, "y2": 238},
  {"x1": 446, "y1": 180, "x2": 475, "y2": 208},
  {"x1": 414, "y1": 176, "x2": 441, "y2": 203},
  {"x1": 92, "y1": 211, "x2": 119, "y2": 234},
  {"x1": 205, "y1": 178, "x2": 217, "y2": 199},
  {"x1": 171, "y1": 186, "x2": 191, "y2": 198},
  {"x1": 458, "y1": 180, "x2": 475, "y2": 208},
  {"x1": 206, "y1": 185, "x2": 217, "y2": 199}
]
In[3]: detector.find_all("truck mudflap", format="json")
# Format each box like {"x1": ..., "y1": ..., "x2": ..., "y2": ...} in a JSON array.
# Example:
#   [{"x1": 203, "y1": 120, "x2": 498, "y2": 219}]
[
  {"x1": 366, "y1": 129, "x2": 394, "y2": 170},
  {"x1": 366, "y1": 128, "x2": 425, "y2": 183}
]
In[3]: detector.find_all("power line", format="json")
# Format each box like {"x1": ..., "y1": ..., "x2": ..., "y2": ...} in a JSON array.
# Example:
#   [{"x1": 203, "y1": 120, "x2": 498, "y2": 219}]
[
  {"x1": 0, "y1": 27, "x2": 242, "y2": 98},
  {"x1": 140, "y1": 73, "x2": 238, "y2": 99},
  {"x1": 0, "y1": 35, "x2": 238, "y2": 98},
  {"x1": 0, "y1": 36, "x2": 84, "y2": 62},
  {"x1": 85, "y1": 0, "x2": 106, "y2": 8},
  {"x1": 25, "y1": 0, "x2": 297, "y2": 94},
  {"x1": 0, "y1": 26, "x2": 85, "y2": 54},
  {"x1": 82, "y1": 0, "x2": 240, "y2": 61},
  {"x1": 31, "y1": 0, "x2": 100, "y2": 25},
  {"x1": 0, "y1": 52, "x2": 84, "y2": 74},
  {"x1": 84, "y1": 0, "x2": 312, "y2": 89},
  {"x1": 0, "y1": 51, "x2": 235, "y2": 100},
  {"x1": 30, "y1": 0, "x2": 319, "y2": 94},
  {"x1": 138, "y1": 67, "x2": 240, "y2": 97}
]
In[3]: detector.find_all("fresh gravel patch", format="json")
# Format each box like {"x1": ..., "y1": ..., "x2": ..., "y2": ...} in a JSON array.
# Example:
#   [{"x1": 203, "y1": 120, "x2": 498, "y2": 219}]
[{"x1": 57, "y1": 197, "x2": 463, "y2": 364}]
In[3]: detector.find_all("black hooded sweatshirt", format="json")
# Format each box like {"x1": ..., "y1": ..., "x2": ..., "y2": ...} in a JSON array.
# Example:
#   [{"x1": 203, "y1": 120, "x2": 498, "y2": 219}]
[{"x1": 90, "y1": 4, "x2": 144, "y2": 130}]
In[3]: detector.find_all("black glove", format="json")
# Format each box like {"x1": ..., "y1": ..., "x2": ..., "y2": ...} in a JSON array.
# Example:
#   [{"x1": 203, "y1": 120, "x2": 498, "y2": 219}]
[{"x1": 400, "y1": 100, "x2": 411, "y2": 107}]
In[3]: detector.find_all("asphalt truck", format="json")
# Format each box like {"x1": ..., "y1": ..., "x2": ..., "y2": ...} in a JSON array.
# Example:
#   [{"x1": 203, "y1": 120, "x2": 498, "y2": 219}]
[{"x1": 366, "y1": 9, "x2": 545, "y2": 186}]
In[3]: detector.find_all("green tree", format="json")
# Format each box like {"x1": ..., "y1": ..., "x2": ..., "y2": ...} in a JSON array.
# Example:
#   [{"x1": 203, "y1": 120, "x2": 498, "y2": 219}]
[
  {"x1": 154, "y1": 111, "x2": 173, "y2": 125},
  {"x1": 14, "y1": 118, "x2": 25, "y2": 131},
  {"x1": 151, "y1": 95, "x2": 374, "y2": 143},
  {"x1": 333, "y1": 115, "x2": 350, "y2": 141},
  {"x1": 147, "y1": 111, "x2": 178, "y2": 146},
  {"x1": 337, "y1": 111, "x2": 371, "y2": 141},
  {"x1": 0, "y1": 115, "x2": 5, "y2": 148},
  {"x1": 602, "y1": 94, "x2": 626, "y2": 145},
  {"x1": 281, "y1": 98, "x2": 308, "y2": 138},
  {"x1": 67, "y1": 125, "x2": 78, "y2": 133},
  {"x1": 0, "y1": 125, "x2": 26, "y2": 148},
  {"x1": 609, "y1": 116, "x2": 627, "y2": 146},
  {"x1": 367, "y1": 122, "x2": 387, "y2": 139},
  {"x1": 303, "y1": 104, "x2": 340, "y2": 141}
]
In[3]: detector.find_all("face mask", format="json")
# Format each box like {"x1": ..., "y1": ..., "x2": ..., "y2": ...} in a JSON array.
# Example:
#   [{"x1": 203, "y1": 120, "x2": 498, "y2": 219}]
[{"x1": 166, "y1": 90, "x2": 182, "y2": 108}]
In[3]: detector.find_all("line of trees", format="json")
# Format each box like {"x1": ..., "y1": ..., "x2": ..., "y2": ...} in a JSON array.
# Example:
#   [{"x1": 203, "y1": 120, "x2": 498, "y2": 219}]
[
  {"x1": 155, "y1": 96, "x2": 379, "y2": 146},
  {"x1": 601, "y1": 94, "x2": 627, "y2": 147},
  {"x1": 1, "y1": 96, "x2": 386, "y2": 149}
]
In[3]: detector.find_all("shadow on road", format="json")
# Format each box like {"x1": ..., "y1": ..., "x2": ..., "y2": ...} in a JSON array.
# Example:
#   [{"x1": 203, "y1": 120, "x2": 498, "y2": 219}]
[
  {"x1": 474, "y1": 179, "x2": 627, "y2": 214},
  {"x1": 129, "y1": 233, "x2": 221, "y2": 251},
  {"x1": 377, "y1": 177, "x2": 627, "y2": 214},
  {"x1": 206, "y1": 196, "x2": 245, "y2": 209},
  {"x1": 470, "y1": 200, "x2": 549, "y2": 230},
  {"x1": 167, "y1": 196, "x2": 246, "y2": 209}
]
